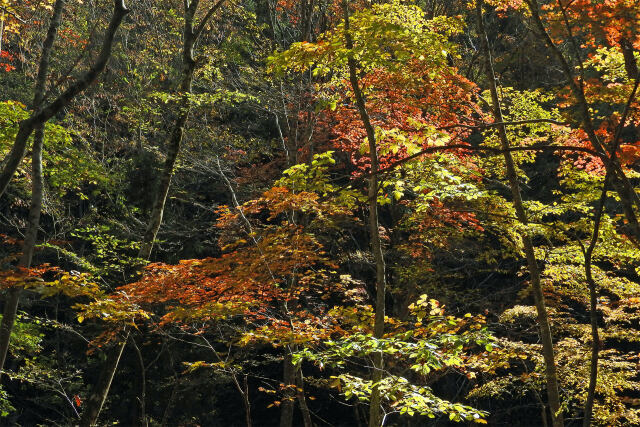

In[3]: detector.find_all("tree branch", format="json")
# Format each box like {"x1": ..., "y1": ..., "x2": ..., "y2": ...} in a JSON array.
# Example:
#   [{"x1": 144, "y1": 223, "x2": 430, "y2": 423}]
[
  {"x1": 438, "y1": 118, "x2": 570, "y2": 131},
  {"x1": 193, "y1": 0, "x2": 226, "y2": 42},
  {"x1": 0, "y1": 6, "x2": 26, "y2": 24},
  {"x1": 0, "y1": 0, "x2": 130, "y2": 198}
]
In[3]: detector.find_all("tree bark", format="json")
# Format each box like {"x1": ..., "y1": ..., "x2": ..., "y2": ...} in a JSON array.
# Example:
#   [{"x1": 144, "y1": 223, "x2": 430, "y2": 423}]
[
  {"x1": 129, "y1": 335, "x2": 148, "y2": 426},
  {"x1": 138, "y1": 0, "x2": 225, "y2": 260},
  {"x1": 242, "y1": 374, "x2": 252, "y2": 427},
  {"x1": 476, "y1": 3, "x2": 563, "y2": 426},
  {"x1": 582, "y1": 176, "x2": 607, "y2": 427},
  {"x1": 0, "y1": 0, "x2": 129, "y2": 199},
  {"x1": 137, "y1": 3, "x2": 197, "y2": 260},
  {"x1": 523, "y1": 0, "x2": 640, "y2": 243},
  {"x1": 0, "y1": 125, "x2": 45, "y2": 377},
  {"x1": 279, "y1": 350, "x2": 295, "y2": 427},
  {"x1": 79, "y1": 332, "x2": 128, "y2": 427},
  {"x1": 0, "y1": 10, "x2": 4, "y2": 57},
  {"x1": 0, "y1": 0, "x2": 66, "y2": 377},
  {"x1": 296, "y1": 363, "x2": 313, "y2": 427},
  {"x1": 342, "y1": 2, "x2": 386, "y2": 426}
]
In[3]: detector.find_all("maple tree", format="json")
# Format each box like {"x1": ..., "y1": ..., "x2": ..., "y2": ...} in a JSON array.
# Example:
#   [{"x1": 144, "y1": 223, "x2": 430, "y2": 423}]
[{"x1": 0, "y1": 1, "x2": 640, "y2": 426}]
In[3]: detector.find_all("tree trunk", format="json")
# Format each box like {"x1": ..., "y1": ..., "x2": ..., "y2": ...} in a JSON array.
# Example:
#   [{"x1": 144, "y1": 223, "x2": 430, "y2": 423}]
[
  {"x1": 0, "y1": 125, "x2": 45, "y2": 373},
  {"x1": 0, "y1": 0, "x2": 129, "y2": 198},
  {"x1": 582, "y1": 177, "x2": 608, "y2": 427},
  {"x1": 581, "y1": 78, "x2": 639, "y2": 426},
  {"x1": 137, "y1": 88, "x2": 192, "y2": 260},
  {"x1": 138, "y1": 0, "x2": 226, "y2": 260},
  {"x1": 0, "y1": 10, "x2": 4, "y2": 56},
  {"x1": 476, "y1": 2, "x2": 563, "y2": 426},
  {"x1": 242, "y1": 374, "x2": 252, "y2": 427},
  {"x1": 0, "y1": 0, "x2": 66, "y2": 377},
  {"x1": 342, "y1": 3, "x2": 386, "y2": 426},
  {"x1": 137, "y1": 45, "x2": 195, "y2": 260},
  {"x1": 129, "y1": 335, "x2": 148, "y2": 426},
  {"x1": 295, "y1": 364, "x2": 313, "y2": 427},
  {"x1": 79, "y1": 333, "x2": 128, "y2": 427},
  {"x1": 524, "y1": 0, "x2": 640, "y2": 243},
  {"x1": 279, "y1": 350, "x2": 295, "y2": 427}
]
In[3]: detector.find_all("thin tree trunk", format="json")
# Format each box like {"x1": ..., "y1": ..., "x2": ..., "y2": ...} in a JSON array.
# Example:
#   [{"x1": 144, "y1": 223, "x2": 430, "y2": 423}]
[
  {"x1": 583, "y1": 70, "x2": 639, "y2": 427},
  {"x1": 161, "y1": 377, "x2": 180, "y2": 427},
  {"x1": 0, "y1": 125, "x2": 45, "y2": 376},
  {"x1": 342, "y1": 2, "x2": 386, "y2": 426},
  {"x1": 523, "y1": 0, "x2": 640, "y2": 243},
  {"x1": 279, "y1": 350, "x2": 295, "y2": 427},
  {"x1": 0, "y1": 0, "x2": 129, "y2": 198},
  {"x1": 242, "y1": 374, "x2": 252, "y2": 427},
  {"x1": 295, "y1": 364, "x2": 313, "y2": 427},
  {"x1": 138, "y1": 0, "x2": 225, "y2": 260},
  {"x1": 582, "y1": 176, "x2": 607, "y2": 427},
  {"x1": 137, "y1": 71, "x2": 194, "y2": 260},
  {"x1": 79, "y1": 332, "x2": 128, "y2": 427},
  {"x1": 0, "y1": 10, "x2": 5, "y2": 57},
  {"x1": 476, "y1": 2, "x2": 563, "y2": 426},
  {"x1": 0, "y1": 0, "x2": 66, "y2": 377},
  {"x1": 130, "y1": 335, "x2": 147, "y2": 426}
]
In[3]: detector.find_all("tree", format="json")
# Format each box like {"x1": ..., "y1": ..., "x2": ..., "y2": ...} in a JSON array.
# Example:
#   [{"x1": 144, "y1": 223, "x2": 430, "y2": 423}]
[
  {"x1": 0, "y1": 0, "x2": 66, "y2": 379},
  {"x1": 476, "y1": 2, "x2": 563, "y2": 425},
  {"x1": 2, "y1": 1, "x2": 640, "y2": 425},
  {"x1": 138, "y1": 0, "x2": 226, "y2": 260},
  {"x1": 0, "y1": 0, "x2": 132, "y2": 379},
  {"x1": 0, "y1": 0, "x2": 129, "y2": 198}
]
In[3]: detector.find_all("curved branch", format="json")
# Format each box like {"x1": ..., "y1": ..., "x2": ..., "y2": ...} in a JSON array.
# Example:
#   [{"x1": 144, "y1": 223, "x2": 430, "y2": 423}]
[
  {"x1": 0, "y1": 0, "x2": 130, "y2": 198},
  {"x1": 194, "y1": 0, "x2": 226, "y2": 42}
]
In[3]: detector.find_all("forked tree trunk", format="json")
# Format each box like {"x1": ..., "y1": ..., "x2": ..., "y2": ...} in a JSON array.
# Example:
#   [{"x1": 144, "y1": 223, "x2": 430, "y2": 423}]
[
  {"x1": 523, "y1": 0, "x2": 640, "y2": 244},
  {"x1": 0, "y1": 0, "x2": 66, "y2": 378},
  {"x1": 342, "y1": 2, "x2": 386, "y2": 426},
  {"x1": 80, "y1": 2, "x2": 226, "y2": 425},
  {"x1": 138, "y1": 0, "x2": 225, "y2": 260},
  {"x1": 0, "y1": 0, "x2": 130, "y2": 199},
  {"x1": 476, "y1": 2, "x2": 563, "y2": 426}
]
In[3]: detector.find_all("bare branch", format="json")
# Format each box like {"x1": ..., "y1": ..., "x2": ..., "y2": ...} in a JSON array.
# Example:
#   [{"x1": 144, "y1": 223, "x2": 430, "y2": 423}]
[
  {"x1": 0, "y1": 6, "x2": 27, "y2": 24},
  {"x1": 439, "y1": 118, "x2": 570, "y2": 131},
  {"x1": 194, "y1": 0, "x2": 226, "y2": 42}
]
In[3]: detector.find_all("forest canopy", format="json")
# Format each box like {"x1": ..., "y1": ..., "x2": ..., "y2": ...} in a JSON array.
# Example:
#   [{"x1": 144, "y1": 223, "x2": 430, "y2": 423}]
[{"x1": 0, "y1": 0, "x2": 640, "y2": 425}]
